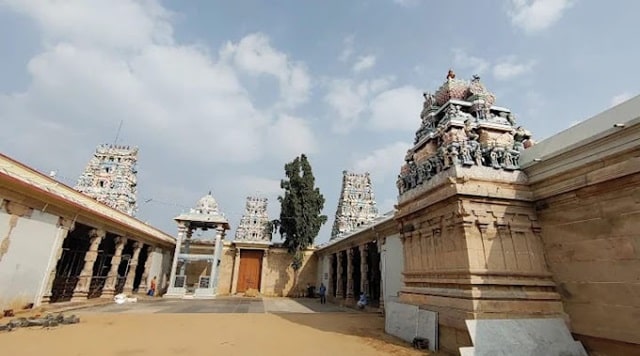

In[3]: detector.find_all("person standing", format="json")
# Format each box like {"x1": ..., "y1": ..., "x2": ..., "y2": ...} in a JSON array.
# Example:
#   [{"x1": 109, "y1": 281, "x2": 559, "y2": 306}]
[
  {"x1": 318, "y1": 283, "x2": 327, "y2": 304},
  {"x1": 147, "y1": 276, "x2": 157, "y2": 297}
]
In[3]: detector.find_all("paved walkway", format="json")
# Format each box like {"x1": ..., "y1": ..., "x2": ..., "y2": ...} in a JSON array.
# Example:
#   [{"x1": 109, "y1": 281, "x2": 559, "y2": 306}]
[{"x1": 76, "y1": 297, "x2": 352, "y2": 314}]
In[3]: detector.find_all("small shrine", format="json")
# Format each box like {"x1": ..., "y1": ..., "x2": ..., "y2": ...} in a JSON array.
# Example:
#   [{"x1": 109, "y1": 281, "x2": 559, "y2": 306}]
[{"x1": 165, "y1": 192, "x2": 230, "y2": 299}]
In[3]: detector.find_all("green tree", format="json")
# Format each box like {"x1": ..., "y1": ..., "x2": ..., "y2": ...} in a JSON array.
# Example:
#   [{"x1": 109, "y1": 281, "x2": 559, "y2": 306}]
[{"x1": 268, "y1": 154, "x2": 327, "y2": 273}]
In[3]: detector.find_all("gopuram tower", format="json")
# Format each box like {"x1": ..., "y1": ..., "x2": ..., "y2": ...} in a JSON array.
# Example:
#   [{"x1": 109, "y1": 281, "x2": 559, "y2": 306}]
[
  {"x1": 393, "y1": 70, "x2": 567, "y2": 353},
  {"x1": 75, "y1": 144, "x2": 138, "y2": 216},
  {"x1": 234, "y1": 196, "x2": 271, "y2": 242},
  {"x1": 330, "y1": 171, "x2": 378, "y2": 240}
]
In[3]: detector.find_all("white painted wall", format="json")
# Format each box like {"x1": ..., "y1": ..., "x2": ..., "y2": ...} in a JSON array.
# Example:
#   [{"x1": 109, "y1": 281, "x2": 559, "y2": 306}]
[
  {"x1": 381, "y1": 233, "x2": 403, "y2": 302},
  {"x1": 0, "y1": 209, "x2": 60, "y2": 309}
]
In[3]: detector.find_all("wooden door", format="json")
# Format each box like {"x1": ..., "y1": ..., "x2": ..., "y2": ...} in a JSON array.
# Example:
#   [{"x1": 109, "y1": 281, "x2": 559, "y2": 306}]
[{"x1": 237, "y1": 250, "x2": 263, "y2": 293}]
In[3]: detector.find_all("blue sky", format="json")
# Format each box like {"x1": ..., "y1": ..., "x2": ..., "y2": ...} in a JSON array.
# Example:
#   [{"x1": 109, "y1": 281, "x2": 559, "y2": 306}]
[{"x1": 0, "y1": 0, "x2": 638, "y2": 243}]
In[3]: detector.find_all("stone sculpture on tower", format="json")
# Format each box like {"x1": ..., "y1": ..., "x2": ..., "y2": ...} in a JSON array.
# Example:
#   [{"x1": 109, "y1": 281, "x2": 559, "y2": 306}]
[
  {"x1": 330, "y1": 171, "x2": 378, "y2": 240},
  {"x1": 75, "y1": 144, "x2": 138, "y2": 216}
]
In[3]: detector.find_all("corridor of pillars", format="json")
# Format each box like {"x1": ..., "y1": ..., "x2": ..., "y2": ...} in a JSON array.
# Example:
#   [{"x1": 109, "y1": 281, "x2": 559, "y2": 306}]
[
  {"x1": 329, "y1": 241, "x2": 382, "y2": 307},
  {"x1": 45, "y1": 222, "x2": 154, "y2": 303}
]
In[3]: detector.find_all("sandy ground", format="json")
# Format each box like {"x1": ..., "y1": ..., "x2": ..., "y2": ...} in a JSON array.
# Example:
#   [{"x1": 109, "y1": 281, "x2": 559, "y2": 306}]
[{"x1": 0, "y1": 312, "x2": 433, "y2": 356}]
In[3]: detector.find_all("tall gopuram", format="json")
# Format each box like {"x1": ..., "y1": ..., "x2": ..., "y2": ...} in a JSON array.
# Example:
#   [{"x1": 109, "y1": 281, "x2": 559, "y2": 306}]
[
  {"x1": 330, "y1": 171, "x2": 378, "y2": 240},
  {"x1": 393, "y1": 70, "x2": 567, "y2": 353},
  {"x1": 75, "y1": 144, "x2": 138, "y2": 216},
  {"x1": 234, "y1": 196, "x2": 271, "y2": 242}
]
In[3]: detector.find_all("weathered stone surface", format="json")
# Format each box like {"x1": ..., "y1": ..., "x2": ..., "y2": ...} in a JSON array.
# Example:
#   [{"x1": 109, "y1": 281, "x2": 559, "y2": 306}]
[
  {"x1": 460, "y1": 318, "x2": 588, "y2": 356},
  {"x1": 385, "y1": 298, "x2": 438, "y2": 351}
]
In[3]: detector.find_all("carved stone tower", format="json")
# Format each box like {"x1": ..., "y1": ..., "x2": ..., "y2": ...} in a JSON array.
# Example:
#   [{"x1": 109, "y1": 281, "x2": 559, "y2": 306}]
[
  {"x1": 234, "y1": 196, "x2": 271, "y2": 242},
  {"x1": 330, "y1": 171, "x2": 378, "y2": 240},
  {"x1": 394, "y1": 70, "x2": 564, "y2": 353},
  {"x1": 75, "y1": 144, "x2": 138, "y2": 216}
]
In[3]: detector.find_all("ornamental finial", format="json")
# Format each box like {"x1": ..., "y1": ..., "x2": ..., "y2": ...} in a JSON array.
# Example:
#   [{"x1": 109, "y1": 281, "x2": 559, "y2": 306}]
[{"x1": 446, "y1": 69, "x2": 456, "y2": 80}]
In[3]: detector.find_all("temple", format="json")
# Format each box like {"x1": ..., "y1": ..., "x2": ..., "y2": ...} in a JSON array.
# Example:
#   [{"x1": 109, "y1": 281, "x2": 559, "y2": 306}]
[
  {"x1": 75, "y1": 144, "x2": 139, "y2": 216},
  {"x1": 164, "y1": 192, "x2": 230, "y2": 299},
  {"x1": 330, "y1": 171, "x2": 378, "y2": 239},
  {"x1": 234, "y1": 196, "x2": 271, "y2": 243}
]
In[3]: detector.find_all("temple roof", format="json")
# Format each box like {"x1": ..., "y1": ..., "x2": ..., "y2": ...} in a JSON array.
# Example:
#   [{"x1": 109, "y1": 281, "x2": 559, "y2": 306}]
[{"x1": 174, "y1": 191, "x2": 229, "y2": 228}]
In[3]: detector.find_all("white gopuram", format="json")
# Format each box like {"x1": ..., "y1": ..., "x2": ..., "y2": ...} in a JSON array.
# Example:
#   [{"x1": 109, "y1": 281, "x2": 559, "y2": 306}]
[{"x1": 164, "y1": 192, "x2": 230, "y2": 299}]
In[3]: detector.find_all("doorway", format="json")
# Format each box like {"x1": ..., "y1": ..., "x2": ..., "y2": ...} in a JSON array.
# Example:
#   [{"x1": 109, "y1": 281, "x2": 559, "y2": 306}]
[{"x1": 236, "y1": 250, "x2": 263, "y2": 293}]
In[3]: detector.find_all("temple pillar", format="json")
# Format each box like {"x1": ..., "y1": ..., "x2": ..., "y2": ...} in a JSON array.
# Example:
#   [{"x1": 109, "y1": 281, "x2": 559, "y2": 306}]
[
  {"x1": 260, "y1": 249, "x2": 268, "y2": 295},
  {"x1": 71, "y1": 229, "x2": 105, "y2": 301},
  {"x1": 346, "y1": 248, "x2": 354, "y2": 302},
  {"x1": 123, "y1": 241, "x2": 142, "y2": 294},
  {"x1": 39, "y1": 217, "x2": 75, "y2": 305},
  {"x1": 165, "y1": 223, "x2": 187, "y2": 297},
  {"x1": 231, "y1": 247, "x2": 241, "y2": 294},
  {"x1": 137, "y1": 245, "x2": 155, "y2": 294},
  {"x1": 336, "y1": 251, "x2": 344, "y2": 299},
  {"x1": 102, "y1": 236, "x2": 127, "y2": 298},
  {"x1": 377, "y1": 240, "x2": 384, "y2": 309},
  {"x1": 359, "y1": 244, "x2": 369, "y2": 297}
]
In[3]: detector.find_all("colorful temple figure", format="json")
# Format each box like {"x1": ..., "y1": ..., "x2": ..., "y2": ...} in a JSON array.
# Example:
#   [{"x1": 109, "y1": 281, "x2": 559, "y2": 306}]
[
  {"x1": 75, "y1": 144, "x2": 139, "y2": 216},
  {"x1": 330, "y1": 171, "x2": 378, "y2": 240}
]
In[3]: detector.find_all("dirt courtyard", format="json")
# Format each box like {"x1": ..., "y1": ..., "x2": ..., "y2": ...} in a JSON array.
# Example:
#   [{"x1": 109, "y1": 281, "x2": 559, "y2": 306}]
[{"x1": 0, "y1": 312, "x2": 431, "y2": 356}]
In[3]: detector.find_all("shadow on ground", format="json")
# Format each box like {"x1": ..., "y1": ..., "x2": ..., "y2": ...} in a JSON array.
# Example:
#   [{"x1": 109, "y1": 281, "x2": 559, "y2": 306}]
[{"x1": 273, "y1": 299, "x2": 437, "y2": 355}]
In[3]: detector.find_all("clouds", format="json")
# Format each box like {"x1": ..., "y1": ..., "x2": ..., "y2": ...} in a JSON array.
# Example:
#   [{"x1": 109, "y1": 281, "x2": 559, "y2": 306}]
[
  {"x1": 353, "y1": 55, "x2": 376, "y2": 73},
  {"x1": 452, "y1": 49, "x2": 536, "y2": 82},
  {"x1": 610, "y1": 92, "x2": 633, "y2": 107},
  {"x1": 352, "y1": 141, "x2": 410, "y2": 187},
  {"x1": 507, "y1": 0, "x2": 575, "y2": 33},
  {"x1": 493, "y1": 57, "x2": 536, "y2": 81}
]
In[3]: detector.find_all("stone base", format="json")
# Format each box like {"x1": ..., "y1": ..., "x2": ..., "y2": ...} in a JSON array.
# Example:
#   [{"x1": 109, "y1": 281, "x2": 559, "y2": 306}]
[
  {"x1": 399, "y1": 289, "x2": 566, "y2": 354},
  {"x1": 459, "y1": 318, "x2": 588, "y2": 356},
  {"x1": 163, "y1": 287, "x2": 187, "y2": 298},
  {"x1": 70, "y1": 292, "x2": 89, "y2": 302},
  {"x1": 100, "y1": 289, "x2": 116, "y2": 299},
  {"x1": 385, "y1": 298, "x2": 438, "y2": 352},
  {"x1": 193, "y1": 288, "x2": 216, "y2": 299}
]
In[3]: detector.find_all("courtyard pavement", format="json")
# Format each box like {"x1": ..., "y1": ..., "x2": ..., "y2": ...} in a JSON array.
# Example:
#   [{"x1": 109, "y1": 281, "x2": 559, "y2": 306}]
[{"x1": 76, "y1": 297, "x2": 352, "y2": 314}]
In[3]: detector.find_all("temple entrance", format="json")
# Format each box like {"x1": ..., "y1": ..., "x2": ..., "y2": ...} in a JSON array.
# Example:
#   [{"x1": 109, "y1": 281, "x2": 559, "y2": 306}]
[
  {"x1": 236, "y1": 250, "x2": 263, "y2": 293},
  {"x1": 352, "y1": 247, "x2": 361, "y2": 299},
  {"x1": 50, "y1": 223, "x2": 93, "y2": 303},
  {"x1": 366, "y1": 242, "x2": 381, "y2": 307},
  {"x1": 87, "y1": 234, "x2": 116, "y2": 299},
  {"x1": 330, "y1": 254, "x2": 337, "y2": 297}
]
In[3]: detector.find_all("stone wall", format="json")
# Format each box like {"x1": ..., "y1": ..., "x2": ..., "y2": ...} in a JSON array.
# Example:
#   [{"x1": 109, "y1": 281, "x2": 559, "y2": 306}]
[
  {"x1": 0, "y1": 200, "x2": 60, "y2": 310},
  {"x1": 216, "y1": 245, "x2": 236, "y2": 295},
  {"x1": 380, "y1": 234, "x2": 403, "y2": 302},
  {"x1": 216, "y1": 244, "x2": 317, "y2": 297},
  {"x1": 262, "y1": 249, "x2": 317, "y2": 297},
  {"x1": 528, "y1": 148, "x2": 640, "y2": 355}
]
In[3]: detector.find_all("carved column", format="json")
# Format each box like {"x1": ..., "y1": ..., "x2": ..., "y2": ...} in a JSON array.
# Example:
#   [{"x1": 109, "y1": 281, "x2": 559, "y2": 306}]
[
  {"x1": 137, "y1": 245, "x2": 155, "y2": 293},
  {"x1": 231, "y1": 247, "x2": 242, "y2": 294},
  {"x1": 346, "y1": 248, "x2": 354, "y2": 301},
  {"x1": 260, "y1": 249, "x2": 269, "y2": 295},
  {"x1": 102, "y1": 236, "x2": 127, "y2": 298},
  {"x1": 124, "y1": 241, "x2": 142, "y2": 293},
  {"x1": 40, "y1": 217, "x2": 75, "y2": 305},
  {"x1": 209, "y1": 227, "x2": 223, "y2": 290},
  {"x1": 71, "y1": 229, "x2": 105, "y2": 301},
  {"x1": 167, "y1": 222, "x2": 187, "y2": 290},
  {"x1": 359, "y1": 244, "x2": 369, "y2": 297},
  {"x1": 336, "y1": 251, "x2": 344, "y2": 299}
]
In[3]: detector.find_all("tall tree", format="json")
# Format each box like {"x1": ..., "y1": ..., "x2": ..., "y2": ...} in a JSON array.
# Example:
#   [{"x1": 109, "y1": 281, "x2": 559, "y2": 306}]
[{"x1": 269, "y1": 154, "x2": 327, "y2": 272}]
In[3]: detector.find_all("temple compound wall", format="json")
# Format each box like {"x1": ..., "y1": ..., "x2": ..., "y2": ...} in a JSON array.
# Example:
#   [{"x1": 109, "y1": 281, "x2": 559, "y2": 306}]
[
  {"x1": 521, "y1": 96, "x2": 640, "y2": 355},
  {"x1": 0, "y1": 153, "x2": 175, "y2": 311},
  {"x1": 315, "y1": 211, "x2": 399, "y2": 309},
  {"x1": 163, "y1": 194, "x2": 318, "y2": 299},
  {"x1": 391, "y1": 69, "x2": 639, "y2": 355}
]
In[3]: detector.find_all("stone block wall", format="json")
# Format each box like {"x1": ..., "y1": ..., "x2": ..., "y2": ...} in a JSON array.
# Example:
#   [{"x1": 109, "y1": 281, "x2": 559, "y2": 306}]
[
  {"x1": 534, "y1": 158, "x2": 640, "y2": 354},
  {"x1": 216, "y1": 246, "x2": 236, "y2": 295},
  {"x1": 262, "y1": 249, "x2": 317, "y2": 297}
]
